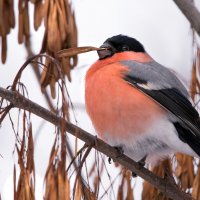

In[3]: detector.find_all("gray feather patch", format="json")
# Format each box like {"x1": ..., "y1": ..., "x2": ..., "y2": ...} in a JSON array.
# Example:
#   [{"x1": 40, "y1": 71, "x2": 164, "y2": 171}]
[{"x1": 120, "y1": 60, "x2": 189, "y2": 98}]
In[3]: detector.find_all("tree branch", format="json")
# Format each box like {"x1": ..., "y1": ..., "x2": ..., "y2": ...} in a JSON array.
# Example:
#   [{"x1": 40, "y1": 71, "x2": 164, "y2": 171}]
[
  {"x1": 173, "y1": 0, "x2": 200, "y2": 36},
  {"x1": 0, "y1": 87, "x2": 192, "y2": 200}
]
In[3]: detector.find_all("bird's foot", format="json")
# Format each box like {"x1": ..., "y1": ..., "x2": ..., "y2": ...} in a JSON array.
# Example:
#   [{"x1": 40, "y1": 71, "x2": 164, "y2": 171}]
[
  {"x1": 108, "y1": 146, "x2": 124, "y2": 164},
  {"x1": 132, "y1": 156, "x2": 146, "y2": 177}
]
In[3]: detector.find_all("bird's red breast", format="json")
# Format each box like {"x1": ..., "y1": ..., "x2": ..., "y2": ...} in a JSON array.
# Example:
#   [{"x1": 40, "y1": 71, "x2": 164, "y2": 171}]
[{"x1": 85, "y1": 52, "x2": 166, "y2": 141}]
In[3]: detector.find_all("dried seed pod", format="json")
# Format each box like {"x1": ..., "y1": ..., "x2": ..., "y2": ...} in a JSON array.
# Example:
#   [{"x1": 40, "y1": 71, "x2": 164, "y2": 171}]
[
  {"x1": 67, "y1": 11, "x2": 78, "y2": 69},
  {"x1": 30, "y1": 0, "x2": 36, "y2": 4},
  {"x1": 50, "y1": 73, "x2": 56, "y2": 99},
  {"x1": 18, "y1": 0, "x2": 24, "y2": 12},
  {"x1": 0, "y1": 0, "x2": 6, "y2": 37},
  {"x1": 57, "y1": 6, "x2": 67, "y2": 42},
  {"x1": 192, "y1": 164, "x2": 200, "y2": 200},
  {"x1": 34, "y1": 0, "x2": 44, "y2": 31},
  {"x1": 175, "y1": 153, "x2": 194, "y2": 190},
  {"x1": 56, "y1": 46, "x2": 102, "y2": 58},
  {"x1": 142, "y1": 159, "x2": 172, "y2": 200},
  {"x1": 14, "y1": 122, "x2": 35, "y2": 200},
  {"x1": 44, "y1": 127, "x2": 71, "y2": 200},
  {"x1": 61, "y1": 57, "x2": 71, "y2": 81},
  {"x1": 125, "y1": 170, "x2": 134, "y2": 200},
  {"x1": 9, "y1": 0, "x2": 15, "y2": 28},
  {"x1": 23, "y1": 2, "x2": 30, "y2": 38},
  {"x1": 40, "y1": 58, "x2": 53, "y2": 90},
  {"x1": 18, "y1": 11, "x2": 24, "y2": 43},
  {"x1": 47, "y1": 2, "x2": 62, "y2": 52},
  {"x1": 1, "y1": 36, "x2": 7, "y2": 63},
  {"x1": 0, "y1": 0, "x2": 3, "y2": 29},
  {"x1": 39, "y1": 0, "x2": 78, "y2": 97},
  {"x1": 190, "y1": 60, "x2": 198, "y2": 101},
  {"x1": 0, "y1": 0, "x2": 15, "y2": 63},
  {"x1": 40, "y1": 29, "x2": 47, "y2": 53},
  {"x1": 43, "y1": 0, "x2": 50, "y2": 28}
]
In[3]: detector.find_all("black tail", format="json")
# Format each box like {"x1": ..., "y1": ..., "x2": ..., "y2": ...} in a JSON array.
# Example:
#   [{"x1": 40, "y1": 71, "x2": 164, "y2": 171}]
[{"x1": 174, "y1": 122, "x2": 200, "y2": 157}]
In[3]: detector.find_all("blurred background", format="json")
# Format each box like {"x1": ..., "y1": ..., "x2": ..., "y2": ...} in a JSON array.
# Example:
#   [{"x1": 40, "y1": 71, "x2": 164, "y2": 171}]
[{"x1": 0, "y1": 0, "x2": 200, "y2": 199}]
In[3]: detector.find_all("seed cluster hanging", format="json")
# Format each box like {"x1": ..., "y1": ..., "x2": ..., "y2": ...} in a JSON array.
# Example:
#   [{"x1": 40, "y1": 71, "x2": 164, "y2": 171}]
[
  {"x1": 40, "y1": 0, "x2": 77, "y2": 98},
  {"x1": 0, "y1": 0, "x2": 77, "y2": 98},
  {"x1": 0, "y1": 0, "x2": 15, "y2": 63}
]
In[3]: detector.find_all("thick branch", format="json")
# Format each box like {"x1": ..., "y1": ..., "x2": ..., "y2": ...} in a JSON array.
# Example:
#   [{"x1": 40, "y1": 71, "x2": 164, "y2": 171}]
[
  {"x1": 0, "y1": 87, "x2": 192, "y2": 200},
  {"x1": 173, "y1": 0, "x2": 200, "y2": 36}
]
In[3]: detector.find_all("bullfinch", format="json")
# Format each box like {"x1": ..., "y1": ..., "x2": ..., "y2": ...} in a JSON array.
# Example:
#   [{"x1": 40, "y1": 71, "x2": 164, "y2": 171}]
[{"x1": 85, "y1": 35, "x2": 200, "y2": 165}]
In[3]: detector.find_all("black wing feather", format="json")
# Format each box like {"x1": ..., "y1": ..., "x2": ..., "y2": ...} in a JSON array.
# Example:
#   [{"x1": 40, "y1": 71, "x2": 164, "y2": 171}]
[{"x1": 124, "y1": 75, "x2": 200, "y2": 156}]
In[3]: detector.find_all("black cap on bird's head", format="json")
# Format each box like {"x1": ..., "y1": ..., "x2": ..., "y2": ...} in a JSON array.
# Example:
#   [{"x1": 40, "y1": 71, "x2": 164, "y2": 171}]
[{"x1": 97, "y1": 35, "x2": 145, "y2": 60}]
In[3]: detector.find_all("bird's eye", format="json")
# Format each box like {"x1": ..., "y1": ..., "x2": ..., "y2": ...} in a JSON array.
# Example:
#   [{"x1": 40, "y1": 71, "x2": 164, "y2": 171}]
[{"x1": 122, "y1": 45, "x2": 129, "y2": 51}]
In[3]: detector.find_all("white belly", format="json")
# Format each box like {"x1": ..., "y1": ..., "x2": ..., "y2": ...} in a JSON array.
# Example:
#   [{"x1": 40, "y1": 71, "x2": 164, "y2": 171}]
[{"x1": 104, "y1": 116, "x2": 197, "y2": 165}]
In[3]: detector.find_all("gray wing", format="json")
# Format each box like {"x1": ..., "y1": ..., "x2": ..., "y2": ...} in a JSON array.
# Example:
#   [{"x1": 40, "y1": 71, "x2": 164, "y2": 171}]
[
  {"x1": 121, "y1": 60, "x2": 200, "y2": 156},
  {"x1": 121, "y1": 60, "x2": 189, "y2": 97}
]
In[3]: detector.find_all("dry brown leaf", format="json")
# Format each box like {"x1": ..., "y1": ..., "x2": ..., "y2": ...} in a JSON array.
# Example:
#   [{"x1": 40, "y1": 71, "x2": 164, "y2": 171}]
[
  {"x1": 39, "y1": 0, "x2": 78, "y2": 94},
  {"x1": 23, "y1": 2, "x2": 30, "y2": 38},
  {"x1": 44, "y1": 128, "x2": 71, "y2": 200},
  {"x1": 58, "y1": 170, "x2": 66, "y2": 200},
  {"x1": 93, "y1": 176, "x2": 99, "y2": 197},
  {"x1": 190, "y1": 60, "x2": 197, "y2": 101},
  {"x1": 30, "y1": 0, "x2": 36, "y2": 4},
  {"x1": 44, "y1": 167, "x2": 57, "y2": 200},
  {"x1": 61, "y1": 57, "x2": 71, "y2": 81},
  {"x1": 0, "y1": 0, "x2": 15, "y2": 63},
  {"x1": 1, "y1": 36, "x2": 7, "y2": 63},
  {"x1": 40, "y1": 29, "x2": 47, "y2": 53},
  {"x1": 50, "y1": 73, "x2": 56, "y2": 99},
  {"x1": 15, "y1": 119, "x2": 35, "y2": 200},
  {"x1": 18, "y1": 11, "x2": 24, "y2": 44},
  {"x1": 40, "y1": 59, "x2": 55, "y2": 91},
  {"x1": 9, "y1": 0, "x2": 15, "y2": 28},
  {"x1": 65, "y1": 174, "x2": 70, "y2": 200},
  {"x1": 56, "y1": 0, "x2": 67, "y2": 42},
  {"x1": 175, "y1": 153, "x2": 194, "y2": 190},
  {"x1": 4, "y1": 8, "x2": 10, "y2": 35},
  {"x1": 45, "y1": 148, "x2": 58, "y2": 180},
  {"x1": 81, "y1": 181, "x2": 97, "y2": 200},
  {"x1": 27, "y1": 124, "x2": 35, "y2": 174},
  {"x1": 56, "y1": 46, "x2": 104, "y2": 58},
  {"x1": 47, "y1": 2, "x2": 61, "y2": 52},
  {"x1": 43, "y1": 0, "x2": 50, "y2": 27},
  {"x1": 0, "y1": 0, "x2": 3, "y2": 32},
  {"x1": 117, "y1": 172, "x2": 125, "y2": 200},
  {"x1": 0, "y1": 0, "x2": 7, "y2": 37},
  {"x1": 34, "y1": 0, "x2": 44, "y2": 31},
  {"x1": 125, "y1": 170, "x2": 134, "y2": 200},
  {"x1": 67, "y1": 9, "x2": 77, "y2": 57},
  {"x1": 61, "y1": 0, "x2": 69, "y2": 27},
  {"x1": 75, "y1": 178, "x2": 81, "y2": 200},
  {"x1": 192, "y1": 164, "x2": 200, "y2": 200},
  {"x1": 142, "y1": 159, "x2": 171, "y2": 200}
]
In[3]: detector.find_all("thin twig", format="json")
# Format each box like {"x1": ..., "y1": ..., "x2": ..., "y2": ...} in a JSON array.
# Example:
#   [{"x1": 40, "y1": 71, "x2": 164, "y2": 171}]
[{"x1": 173, "y1": 0, "x2": 200, "y2": 36}]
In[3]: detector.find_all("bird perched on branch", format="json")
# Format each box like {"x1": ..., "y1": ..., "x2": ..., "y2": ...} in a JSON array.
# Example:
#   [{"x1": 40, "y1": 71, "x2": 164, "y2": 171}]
[{"x1": 85, "y1": 34, "x2": 200, "y2": 165}]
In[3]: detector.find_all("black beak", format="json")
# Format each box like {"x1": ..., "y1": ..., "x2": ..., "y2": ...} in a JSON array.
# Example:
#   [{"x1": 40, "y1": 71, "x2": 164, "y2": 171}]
[{"x1": 97, "y1": 43, "x2": 116, "y2": 59}]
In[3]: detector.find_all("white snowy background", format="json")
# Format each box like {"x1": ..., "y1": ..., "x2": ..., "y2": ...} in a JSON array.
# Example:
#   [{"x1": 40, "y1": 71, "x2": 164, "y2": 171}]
[{"x1": 1, "y1": 0, "x2": 200, "y2": 199}]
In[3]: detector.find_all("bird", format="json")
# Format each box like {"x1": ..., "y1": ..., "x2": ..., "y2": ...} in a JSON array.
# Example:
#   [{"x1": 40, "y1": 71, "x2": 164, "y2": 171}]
[{"x1": 85, "y1": 34, "x2": 200, "y2": 165}]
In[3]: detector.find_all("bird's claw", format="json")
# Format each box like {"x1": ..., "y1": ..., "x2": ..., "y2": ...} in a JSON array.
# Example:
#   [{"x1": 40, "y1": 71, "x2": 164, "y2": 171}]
[
  {"x1": 132, "y1": 156, "x2": 146, "y2": 178},
  {"x1": 108, "y1": 146, "x2": 124, "y2": 164}
]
